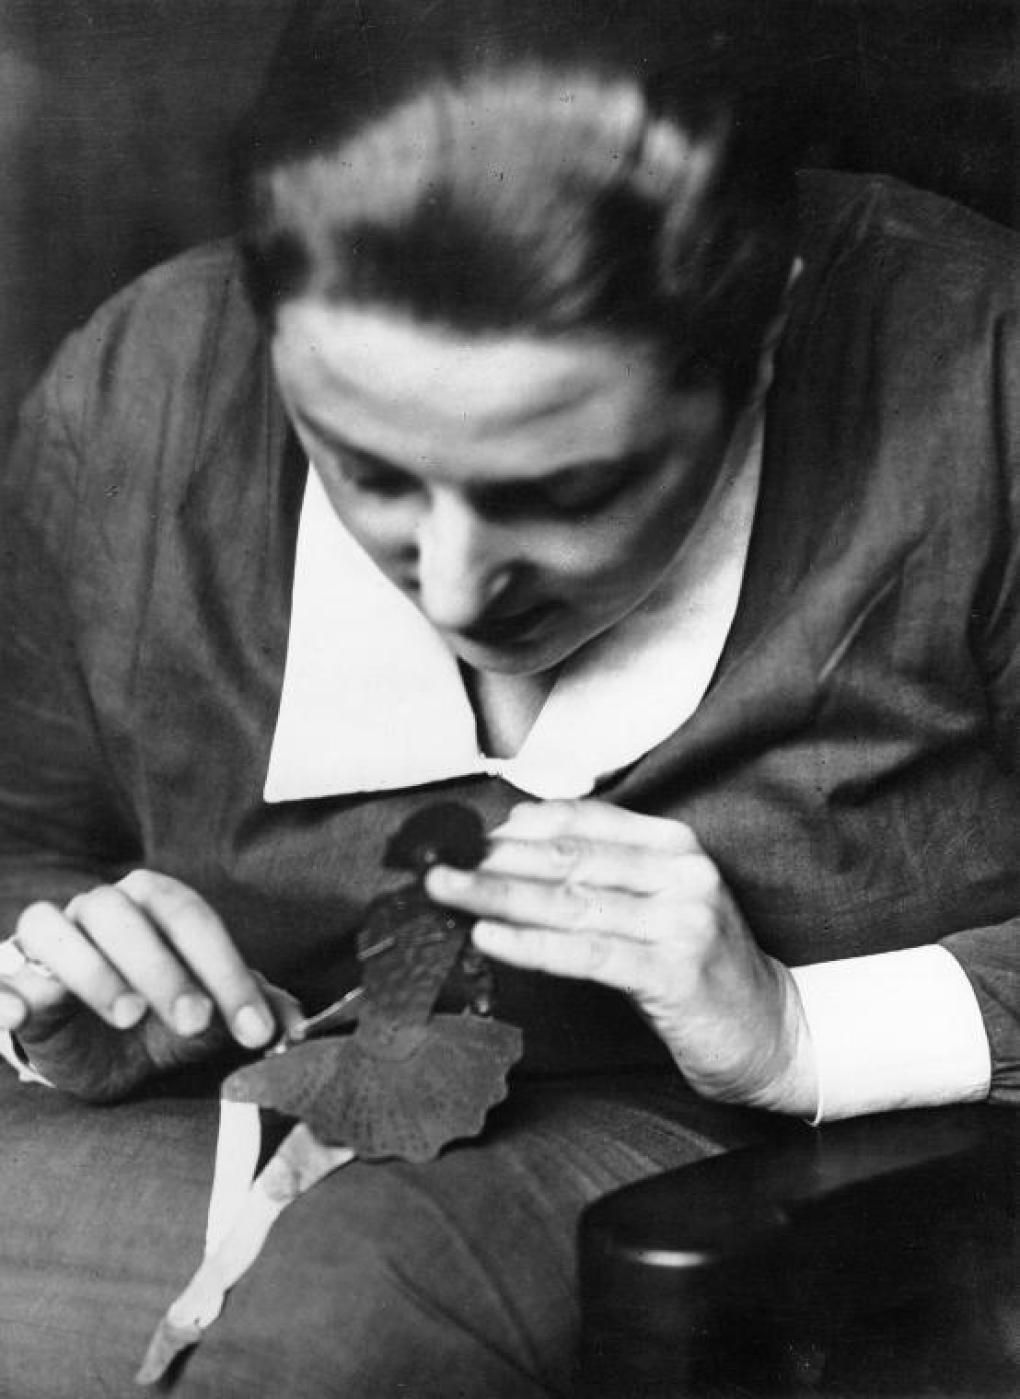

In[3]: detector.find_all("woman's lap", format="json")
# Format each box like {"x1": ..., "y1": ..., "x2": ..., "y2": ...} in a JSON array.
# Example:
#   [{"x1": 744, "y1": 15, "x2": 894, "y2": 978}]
[{"x1": 0, "y1": 1066, "x2": 771, "y2": 1398}]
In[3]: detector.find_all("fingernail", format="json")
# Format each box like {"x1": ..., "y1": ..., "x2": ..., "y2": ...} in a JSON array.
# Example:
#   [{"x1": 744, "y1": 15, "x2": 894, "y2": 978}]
[
  {"x1": 172, "y1": 992, "x2": 214, "y2": 1037},
  {"x1": 110, "y1": 992, "x2": 147, "y2": 1029},
  {"x1": 232, "y1": 1003, "x2": 274, "y2": 1049}
]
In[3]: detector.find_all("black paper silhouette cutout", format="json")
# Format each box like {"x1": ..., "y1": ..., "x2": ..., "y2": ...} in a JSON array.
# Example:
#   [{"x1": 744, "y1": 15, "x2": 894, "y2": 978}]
[{"x1": 223, "y1": 803, "x2": 523, "y2": 1162}]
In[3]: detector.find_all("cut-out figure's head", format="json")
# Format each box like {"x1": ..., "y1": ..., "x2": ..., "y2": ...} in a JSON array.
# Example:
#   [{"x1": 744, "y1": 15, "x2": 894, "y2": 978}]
[{"x1": 383, "y1": 802, "x2": 487, "y2": 874}]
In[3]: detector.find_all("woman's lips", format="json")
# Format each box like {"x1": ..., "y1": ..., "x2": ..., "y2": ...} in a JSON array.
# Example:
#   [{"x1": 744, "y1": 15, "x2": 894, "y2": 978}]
[{"x1": 457, "y1": 601, "x2": 555, "y2": 647}]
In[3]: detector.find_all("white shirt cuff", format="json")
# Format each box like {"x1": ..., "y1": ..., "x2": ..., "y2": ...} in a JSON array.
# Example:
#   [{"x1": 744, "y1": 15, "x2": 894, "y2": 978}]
[
  {"x1": 791, "y1": 945, "x2": 991, "y2": 1124},
  {"x1": 0, "y1": 1029, "x2": 53, "y2": 1086}
]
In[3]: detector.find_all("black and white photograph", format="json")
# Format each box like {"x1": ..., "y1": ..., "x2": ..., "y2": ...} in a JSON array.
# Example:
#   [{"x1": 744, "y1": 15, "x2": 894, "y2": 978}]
[{"x1": 0, "y1": 3, "x2": 1016, "y2": 1395}]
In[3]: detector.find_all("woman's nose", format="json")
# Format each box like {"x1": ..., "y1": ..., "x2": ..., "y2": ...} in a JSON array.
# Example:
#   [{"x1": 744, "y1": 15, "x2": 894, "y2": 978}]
[{"x1": 416, "y1": 489, "x2": 511, "y2": 630}]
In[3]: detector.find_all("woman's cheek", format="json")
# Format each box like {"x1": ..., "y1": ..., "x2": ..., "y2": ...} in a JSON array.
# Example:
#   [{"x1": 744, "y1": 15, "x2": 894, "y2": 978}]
[{"x1": 549, "y1": 518, "x2": 676, "y2": 608}]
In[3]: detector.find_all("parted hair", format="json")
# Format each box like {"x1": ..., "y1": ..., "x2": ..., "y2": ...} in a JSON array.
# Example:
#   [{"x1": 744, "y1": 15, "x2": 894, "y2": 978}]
[{"x1": 238, "y1": 0, "x2": 807, "y2": 401}]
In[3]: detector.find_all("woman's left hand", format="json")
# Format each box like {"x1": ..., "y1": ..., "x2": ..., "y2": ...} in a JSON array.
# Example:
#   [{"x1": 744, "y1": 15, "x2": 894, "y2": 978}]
[{"x1": 425, "y1": 799, "x2": 817, "y2": 1115}]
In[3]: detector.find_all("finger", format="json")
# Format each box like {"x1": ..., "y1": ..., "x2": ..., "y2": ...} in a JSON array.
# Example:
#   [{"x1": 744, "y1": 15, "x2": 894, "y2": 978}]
[
  {"x1": 472, "y1": 919, "x2": 652, "y2": 995},
  {"x1": 113, "y1": 871, "x2": 276, "y2": 1048},
  {"x1": 0, "y1": 985, "x2": 28, "y2": 1033},
  {"x1": 66, "y1": 884, "x2": 222, "y2": 1037},
  {"x1": 482, "y1": 833, "x2": 688, "y2": 896},
  {"x1": 15, "y1": 901, "x2": 149, "y2": 1030},
  {"x1": 252, "y1": 973, "x2": 306, "y2": 1038},
  {"x1": 0, "y1": 945, "x2": 31, "y2": 1031},
  {"x1": 491, "y1": 799, "x2": 702, "y2": 854},
  {"x1": 0, "y1": 933, "x2": 75, "y2": 1031},
  {"x1": 0, "y1": 935, "x2": 60, "y2": 988},
  {"x1": 426, "y1": 864, "x2": 657, "y2": 942}
]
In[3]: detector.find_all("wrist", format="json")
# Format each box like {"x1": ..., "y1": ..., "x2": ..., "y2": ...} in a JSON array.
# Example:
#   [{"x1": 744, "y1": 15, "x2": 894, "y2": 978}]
[
  {"x1": 702, "y1": 958, "x2": 819, "y2": 1116},
  {"x1": 665, "y1": 956, "x2": 820, "y2": 1115},
  {"x1": 745, "y1": 959, "x2": 819, "y2": 1116}
]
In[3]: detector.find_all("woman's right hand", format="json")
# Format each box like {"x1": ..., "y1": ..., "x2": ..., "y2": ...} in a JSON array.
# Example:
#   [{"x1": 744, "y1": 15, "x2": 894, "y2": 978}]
[{"x1": 0, "y1": 870, "x2": 282, "y2": 1101}]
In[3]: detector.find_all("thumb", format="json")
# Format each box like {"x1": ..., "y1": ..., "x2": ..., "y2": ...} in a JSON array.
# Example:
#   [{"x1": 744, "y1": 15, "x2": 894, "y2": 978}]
[{"x1": 251, "y1": 973, "x2": 307, "y2": 1040}]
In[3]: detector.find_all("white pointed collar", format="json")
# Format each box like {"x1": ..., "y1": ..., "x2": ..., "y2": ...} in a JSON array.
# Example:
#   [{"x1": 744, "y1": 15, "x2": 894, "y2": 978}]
[{"x1": 263, "y1": 400, "x2": 764, "y2": 803}]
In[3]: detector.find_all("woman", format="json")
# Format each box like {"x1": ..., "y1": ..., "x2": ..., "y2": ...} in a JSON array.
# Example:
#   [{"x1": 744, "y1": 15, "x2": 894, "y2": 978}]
[{"x1": 0, "y1": 1, "x2": 1015, "y2": 1394}]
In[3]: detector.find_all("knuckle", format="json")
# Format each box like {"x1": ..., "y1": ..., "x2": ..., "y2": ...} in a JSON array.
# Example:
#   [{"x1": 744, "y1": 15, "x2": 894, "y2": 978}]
[
  {"x1": 116, "y1": 870, "x2": 210, "y2": 926},
  {"x1": 474, "y1": 872, "x2": 513, "y2": 915},
  {"x1": 668, "y1": 819, "x2": 700, "y2": 850},
  {"x1": 624, "y1": 941, "x2": 658, "y2": 994},
  {"x1": 683, "y1": 854, "x2": 723, "y2": 900},
  {"x1": 684, "y1": 902, "x2": 720, "y2": 951},
  {"x1": 485, "y1": 873, "x2": 512, "y2": 905},
  {"x1": 652, "y1": 932, "x2": 689, "y2": 976},
  {"x1": 158, "y1": 882, "x2": 205, "y2": 923},
  {"x1": 558, "y1": 881, "x2": 594, "y2": 928},
  {"x1": 15, "y1": 901, "x2": 62, "y2": 947},
  {"x1": 16, "y1": 899, "x2": 57, "y2": 929},
  {"x1": 66, "y1": 883, "x2": 125, "y2": 920},
  {"x1": 548, "y1": 838, "x2": 583, "y2": 876},
  {"x1": 637, "y1": 906, "x2": 670, "y2": 947},
  {"x1": 116, "y1": 868, "x2": 160, "y2": 901},
  {"x1": 541, "y1": 800, "x2": 582, "y2": 833}
]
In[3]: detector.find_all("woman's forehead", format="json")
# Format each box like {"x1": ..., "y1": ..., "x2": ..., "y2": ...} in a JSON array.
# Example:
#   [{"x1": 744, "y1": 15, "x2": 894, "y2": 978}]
[{"x1": 271, "y1": 301, "x2": 711, "y2": 477}]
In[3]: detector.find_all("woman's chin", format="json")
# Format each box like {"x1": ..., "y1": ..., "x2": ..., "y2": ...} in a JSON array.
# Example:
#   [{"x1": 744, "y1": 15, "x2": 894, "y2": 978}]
[{"x1": 448, "y1": 612, "x2": 605, "y2": 678}]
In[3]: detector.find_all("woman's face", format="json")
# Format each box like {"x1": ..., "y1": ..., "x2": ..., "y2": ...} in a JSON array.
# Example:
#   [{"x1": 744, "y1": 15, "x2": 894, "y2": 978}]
[{"x1": 272, "y1": 301, "x2": 731, "y2": 678}]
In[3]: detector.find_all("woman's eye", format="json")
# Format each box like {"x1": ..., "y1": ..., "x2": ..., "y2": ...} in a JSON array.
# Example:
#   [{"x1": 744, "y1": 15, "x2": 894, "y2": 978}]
[
  {"x1": 544, "y1": 475, "x2": 629, "y2": 515},
  {"x1": 339, "y1": 457, "x2": 416, "y2": 499},
  {"x1": 471, "y1": 471, "x2": 631, "y2": 522},
  {"x1": 538, "y1": 457, "x2": 657, "y2": 517}
]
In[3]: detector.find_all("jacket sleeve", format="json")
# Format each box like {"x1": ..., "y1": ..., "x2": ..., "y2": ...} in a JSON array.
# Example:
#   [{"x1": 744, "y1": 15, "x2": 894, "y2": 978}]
[
  {"x1": 940, "y1": 305, "x2": 1020, "y2": 1105},
  {"x1": 0, "y1": 336, "x2": 141, "y2": 940}
]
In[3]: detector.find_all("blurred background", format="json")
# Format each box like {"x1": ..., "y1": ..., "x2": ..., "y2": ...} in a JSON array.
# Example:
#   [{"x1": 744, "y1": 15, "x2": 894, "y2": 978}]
[{"x1": 0, "y1": 0, "x2": 1016, "y2": 458}]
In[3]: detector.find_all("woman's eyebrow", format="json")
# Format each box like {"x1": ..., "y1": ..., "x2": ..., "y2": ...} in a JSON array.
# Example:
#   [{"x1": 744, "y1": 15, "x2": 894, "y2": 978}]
[
  {"x1": 294, "y1": 405, "x2": 665, "y2": 485},
  {"x1": 293, "y1": 410, "x2": 406, "y2": 473}
]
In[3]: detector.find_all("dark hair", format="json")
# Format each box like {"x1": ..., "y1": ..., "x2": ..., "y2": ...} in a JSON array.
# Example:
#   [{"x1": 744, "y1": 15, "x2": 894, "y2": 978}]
[{"x1": 238, "y1": 0, "x2": 807, "y2": 401}]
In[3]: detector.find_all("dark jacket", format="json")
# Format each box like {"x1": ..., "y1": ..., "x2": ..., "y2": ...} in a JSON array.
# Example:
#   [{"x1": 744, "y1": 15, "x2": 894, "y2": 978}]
[{"x1": 1, "y1": 172, "x2": 1017, "y2": 1089}]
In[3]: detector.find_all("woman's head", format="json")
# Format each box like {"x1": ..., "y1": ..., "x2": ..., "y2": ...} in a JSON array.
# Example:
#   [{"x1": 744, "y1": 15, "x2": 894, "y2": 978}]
[
  {"x1": 240, "y1": 0, "x2": 804, "y2": 402},
  {"x1": 271, "y1": 299, "x2": 731, "y2": 678},
  {"x1": 246, "y1": 1, "x2": 805, "y2": 677}
]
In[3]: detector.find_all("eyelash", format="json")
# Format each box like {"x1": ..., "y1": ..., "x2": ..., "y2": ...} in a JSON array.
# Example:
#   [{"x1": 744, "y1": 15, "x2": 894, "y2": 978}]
[
  {"x1": 337, "y1": 457, "x2": 416, "y2": 499},
  {"x1": 335, "y1": 450, "x2": 657, "y2": 516}
]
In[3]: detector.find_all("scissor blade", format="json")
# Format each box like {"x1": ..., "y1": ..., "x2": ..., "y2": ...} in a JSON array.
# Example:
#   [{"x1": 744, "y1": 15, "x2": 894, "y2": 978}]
[{"x1": 273, "y1": 986, "x2": 365, "y2": 1052}]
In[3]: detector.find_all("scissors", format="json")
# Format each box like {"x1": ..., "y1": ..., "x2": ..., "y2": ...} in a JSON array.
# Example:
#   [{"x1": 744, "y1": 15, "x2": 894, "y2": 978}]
[{"x1": 271, "y1": 985, "x2": 366, "y2": 1053}]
